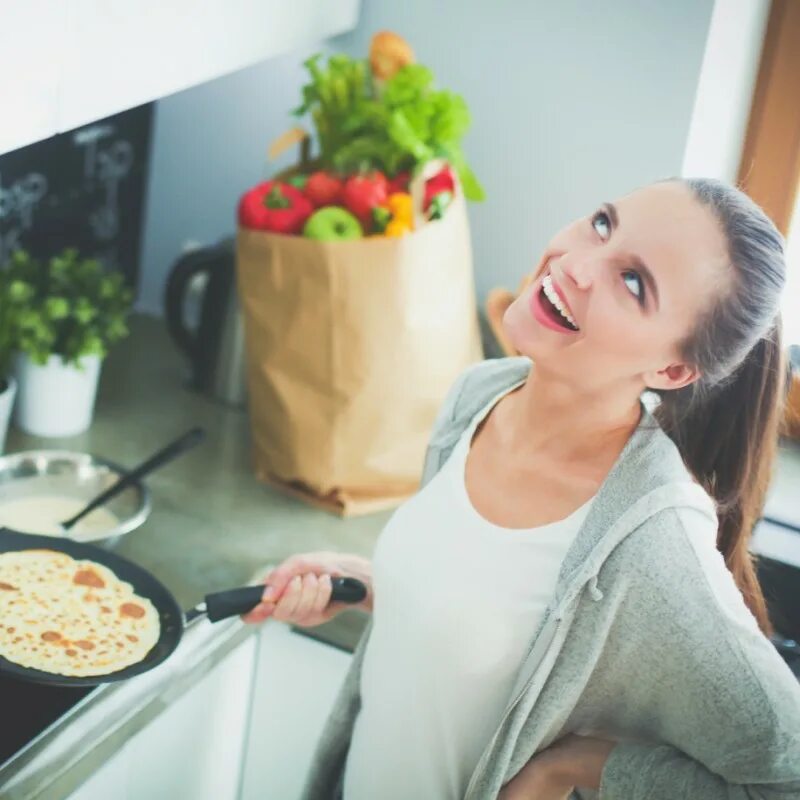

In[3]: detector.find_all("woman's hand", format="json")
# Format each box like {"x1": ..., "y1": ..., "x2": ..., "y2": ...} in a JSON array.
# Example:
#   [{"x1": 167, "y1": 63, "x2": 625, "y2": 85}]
[
  {"x1": 497, "y1": 751, "x2": 573, "y2": 800},
  {"x1": 241, "y1": 551, "x2": 373, "y2": 627},
  {"x1": 498, "y1": 733, "x2": 618, "y2": 799}
]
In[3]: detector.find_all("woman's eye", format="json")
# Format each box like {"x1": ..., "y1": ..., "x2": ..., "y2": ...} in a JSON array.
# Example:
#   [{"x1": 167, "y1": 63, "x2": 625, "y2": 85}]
[
  {"x1": 622, "y1": 270, "x2": 646, "y2": 306},
  {"x1": 591, "y1": 210, "x2": 611, "y2": 239}
]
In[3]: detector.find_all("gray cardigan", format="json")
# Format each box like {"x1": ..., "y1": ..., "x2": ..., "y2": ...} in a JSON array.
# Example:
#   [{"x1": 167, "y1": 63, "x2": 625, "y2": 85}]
[{"x1": 302, "y1": 356, "x2": 800, "y2": 799}]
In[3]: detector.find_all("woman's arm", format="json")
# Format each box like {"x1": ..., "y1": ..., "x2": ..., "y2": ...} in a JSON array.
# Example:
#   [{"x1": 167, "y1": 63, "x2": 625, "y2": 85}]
[
  {"x1": 584, "y1": 518, "x2": 800, "y2": 799},
  {"x1": 597, "y1": 739, "x2": 800, "y2": 799},
  {"x1": 504, "y1": 511, "x2": 800, "y2": 799},
  {"x1": 504, "y1": 733, "x2": 800, "y2": 798}
]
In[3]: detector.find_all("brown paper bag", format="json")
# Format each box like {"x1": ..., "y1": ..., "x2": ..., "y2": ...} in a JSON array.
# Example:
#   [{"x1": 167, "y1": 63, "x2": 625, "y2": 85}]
[{"x1": 236, "y1": 176, "x2": 484, "y2": 516}]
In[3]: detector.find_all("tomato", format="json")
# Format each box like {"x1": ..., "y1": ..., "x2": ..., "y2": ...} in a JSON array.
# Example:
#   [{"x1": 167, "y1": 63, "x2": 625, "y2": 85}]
[
  {"x1": 304, "y1": 171, "x2": 345, "y2": 207},
  {"x1": 388, "y1": 171, "x2": 411, "y2": 194},
  {"x1": 342, "y1": 172, "x2": 389, "y2": 230}
]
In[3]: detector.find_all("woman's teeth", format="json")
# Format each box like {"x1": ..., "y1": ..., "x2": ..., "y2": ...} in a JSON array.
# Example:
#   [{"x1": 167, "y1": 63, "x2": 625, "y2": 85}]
[{"x1": 542, "y1": 275, "x2": 579, "y2": 330}]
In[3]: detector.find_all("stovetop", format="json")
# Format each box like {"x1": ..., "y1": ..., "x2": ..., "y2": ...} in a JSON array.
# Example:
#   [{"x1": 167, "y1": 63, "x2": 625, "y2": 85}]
[{"x1": 0, "y1": 677, "x2": 98, "y2": 769}]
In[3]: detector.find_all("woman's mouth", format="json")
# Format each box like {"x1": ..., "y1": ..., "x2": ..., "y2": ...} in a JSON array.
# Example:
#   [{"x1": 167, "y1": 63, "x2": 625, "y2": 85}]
[{"x1": 529, "y1": 273, "x2": 580, "y2": 333}]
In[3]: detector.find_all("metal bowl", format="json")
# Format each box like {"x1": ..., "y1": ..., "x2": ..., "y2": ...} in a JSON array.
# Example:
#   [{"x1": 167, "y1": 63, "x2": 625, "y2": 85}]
[{"x1": 0, "y1": 450, "x2": 151, "y2": 546}]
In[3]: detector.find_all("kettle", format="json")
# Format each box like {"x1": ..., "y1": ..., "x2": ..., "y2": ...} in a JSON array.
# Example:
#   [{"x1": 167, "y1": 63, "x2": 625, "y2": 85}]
[{"x1": 164, "y1": 237, "x2": 247, "y2": 407}]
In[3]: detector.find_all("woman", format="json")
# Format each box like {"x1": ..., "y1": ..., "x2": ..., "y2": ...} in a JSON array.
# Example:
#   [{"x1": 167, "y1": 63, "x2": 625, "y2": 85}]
[{"x1": 243, "y1": 178, "x2": 800, "y2": 799}]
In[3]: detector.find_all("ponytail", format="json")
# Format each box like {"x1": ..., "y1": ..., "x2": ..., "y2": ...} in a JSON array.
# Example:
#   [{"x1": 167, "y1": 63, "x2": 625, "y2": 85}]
[{"x1": 653, "y1": 322, "x2": 787, "y2": 636}]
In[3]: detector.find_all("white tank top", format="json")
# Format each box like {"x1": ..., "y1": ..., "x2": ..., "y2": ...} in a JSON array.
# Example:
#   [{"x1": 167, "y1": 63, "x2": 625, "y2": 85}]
[{"x1": 343, "y1": 382, "x2": 595, "y2": 799}]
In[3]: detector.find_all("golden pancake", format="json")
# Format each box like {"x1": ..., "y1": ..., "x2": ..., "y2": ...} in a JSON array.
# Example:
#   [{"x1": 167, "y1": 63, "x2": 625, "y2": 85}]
[
  {"x1": 0, "y1": 549, "x2": 76, "y2": 588},
  {"x1": 0, "y1": 549, "x2": 161, "y2": 677}
]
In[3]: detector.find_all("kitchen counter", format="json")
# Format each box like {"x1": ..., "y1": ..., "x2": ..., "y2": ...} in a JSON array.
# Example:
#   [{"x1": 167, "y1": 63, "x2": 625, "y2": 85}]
[
  {"x1": 0, "y1": 314, "x2": 384, "y2": 799},
  {"x1": 1, "y1": 313, "x2": 799, "y2": 798},
  {"x1": 3, "y1": 314, "x2": 394, "y2": 609}
]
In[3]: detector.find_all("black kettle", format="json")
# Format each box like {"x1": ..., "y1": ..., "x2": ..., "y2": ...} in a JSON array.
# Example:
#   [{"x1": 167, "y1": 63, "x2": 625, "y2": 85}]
[{"x1": 164, "y1": 237, "x2": 247, "y2": 407}]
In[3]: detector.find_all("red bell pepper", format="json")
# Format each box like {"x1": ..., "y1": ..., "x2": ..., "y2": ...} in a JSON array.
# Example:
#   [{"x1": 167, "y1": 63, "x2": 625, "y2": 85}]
[
  {"x1": 423, "y1": 166, "x2": 456, "y2": 216},
  {"x1": 237, "y1": 181, "x2": 314, "y2": 234}
]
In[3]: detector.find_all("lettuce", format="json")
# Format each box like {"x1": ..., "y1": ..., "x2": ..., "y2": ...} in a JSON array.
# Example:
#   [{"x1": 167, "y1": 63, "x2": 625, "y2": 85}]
[{"x1": 292, "y1": 54, "x2": 485, "y2": 201}]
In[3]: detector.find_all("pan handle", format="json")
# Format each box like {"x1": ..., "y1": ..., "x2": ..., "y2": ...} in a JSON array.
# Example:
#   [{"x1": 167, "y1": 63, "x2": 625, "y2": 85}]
[{"x1": 204, "y1": 577, "x2": 368, "y2": 622}]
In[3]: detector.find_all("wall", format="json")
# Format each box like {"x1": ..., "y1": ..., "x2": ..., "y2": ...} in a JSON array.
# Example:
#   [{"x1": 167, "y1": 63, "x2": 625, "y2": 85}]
[
  {"x1": 137, "y1": 1, "x2": 717, "y2": 314},
  {"x1": 136, "y1": 41, "x2": 336, "y2": 315},
  {"x1": 331, "y1": 0, "x2": 715, "y2": 304}
]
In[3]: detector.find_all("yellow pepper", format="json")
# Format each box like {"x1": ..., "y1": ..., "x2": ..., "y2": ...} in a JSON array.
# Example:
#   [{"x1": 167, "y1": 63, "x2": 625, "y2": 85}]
[
  {"x1": 369, "y1": 192, "x2": 414, "y2": 236},
  {"x1": 386, "y1": 192, "x2": 413, "y2": 226},
  {"x1": 384, "y1": 218, "x2": 412, "y2": 237}
]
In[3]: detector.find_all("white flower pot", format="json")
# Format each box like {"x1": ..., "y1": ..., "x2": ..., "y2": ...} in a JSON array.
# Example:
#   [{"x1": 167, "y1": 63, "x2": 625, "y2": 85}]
[
  {"x1": 13, "y1": 353, "x2": 102, "y2": 437},
  {"x1": 0, "y1": 376, "x2": 17, "y2": 452}
]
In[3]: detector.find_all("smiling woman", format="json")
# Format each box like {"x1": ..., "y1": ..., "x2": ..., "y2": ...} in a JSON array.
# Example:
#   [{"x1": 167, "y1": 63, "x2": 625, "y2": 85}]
[
  {"x1": 502, "y1": 183, "x2": 730, "y2": 455},
  {"x1": 502, "y1": 177, "x2": 784, "y2": 632},
  {"x1": 257, "y1": 177, "x2": 800, "y2": 800}
]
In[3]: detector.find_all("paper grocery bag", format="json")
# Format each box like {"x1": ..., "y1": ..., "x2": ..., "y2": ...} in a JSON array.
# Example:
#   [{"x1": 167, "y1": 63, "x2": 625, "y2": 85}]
[{"x1": 236, "y1": 191, "x2": 484, "y2": 516}]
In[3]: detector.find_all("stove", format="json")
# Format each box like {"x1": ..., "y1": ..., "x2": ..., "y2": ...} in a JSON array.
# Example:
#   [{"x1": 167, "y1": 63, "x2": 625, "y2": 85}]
[{"x1": 0, "y1": 677, "x2": 99, "y2": 769}]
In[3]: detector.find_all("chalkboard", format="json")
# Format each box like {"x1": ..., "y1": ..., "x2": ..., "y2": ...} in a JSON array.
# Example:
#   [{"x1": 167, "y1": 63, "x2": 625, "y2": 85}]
[{"x1": 0, "y1": 103, "x2": 154, "y2": 290}]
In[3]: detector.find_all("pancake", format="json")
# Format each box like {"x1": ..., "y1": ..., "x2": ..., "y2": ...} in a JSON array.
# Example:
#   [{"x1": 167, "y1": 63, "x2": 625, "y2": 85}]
[
  {"x1": 0, "y1": 549, "x2": 76, "y2": 587},
  {"x1": 0, "y1": 549, "x2": 160, "y2": 677}
]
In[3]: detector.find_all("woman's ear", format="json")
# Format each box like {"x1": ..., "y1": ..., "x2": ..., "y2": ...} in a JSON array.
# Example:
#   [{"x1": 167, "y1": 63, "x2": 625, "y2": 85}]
[{"x1": 644, "y1": 362, "x2": 702, "y2": 392}]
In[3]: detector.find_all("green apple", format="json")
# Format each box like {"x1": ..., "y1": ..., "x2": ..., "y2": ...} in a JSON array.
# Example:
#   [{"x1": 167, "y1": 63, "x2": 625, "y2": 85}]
[{"x1": 303, "y1": 206, "x2": 363, "y2": 241}]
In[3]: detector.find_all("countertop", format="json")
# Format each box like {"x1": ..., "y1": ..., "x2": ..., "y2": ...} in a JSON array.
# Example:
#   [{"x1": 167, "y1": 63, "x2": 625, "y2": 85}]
[
  {"x1": 2, "y1": 314, "x2": 394, "y2": 608},
  {"x1": 0, "y1": 314, "x2": 384, "y2": 799},
  {"x1": 1, "y1": 313, "x2": 798, "y2": 799}
]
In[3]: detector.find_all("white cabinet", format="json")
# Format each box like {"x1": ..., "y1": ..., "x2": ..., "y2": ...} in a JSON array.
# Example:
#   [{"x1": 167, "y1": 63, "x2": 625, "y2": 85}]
[
  {"x1": 66, "y1": 634, "x2": 257, "y2": 800},
  {"x1": 66, "y1": 622, "x2": 352, "y2": 800},
  {"x1": 239, "y1": 622, "x2": 353, "y2": 800},
  {"x1": 0, "y1": 0, "x2": 361, "y2": 155},
  {"x1": 0, "y1": 2, "x2": 66, "y2": 155}
]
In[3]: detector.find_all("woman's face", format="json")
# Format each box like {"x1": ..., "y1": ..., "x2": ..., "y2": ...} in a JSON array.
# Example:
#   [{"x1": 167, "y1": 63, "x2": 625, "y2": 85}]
[{"x1": 502, "y1": 181, "x2": 731, "y2": 394}]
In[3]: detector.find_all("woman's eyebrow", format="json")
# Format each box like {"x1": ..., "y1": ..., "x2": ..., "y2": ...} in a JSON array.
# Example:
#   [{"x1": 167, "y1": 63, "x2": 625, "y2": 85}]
[
  {"x1": 603, "y1": 201, "x2": 661, "y2": 311},
  {"x1": 602, "y1": 201, "x2": 619, "y2": 229}
]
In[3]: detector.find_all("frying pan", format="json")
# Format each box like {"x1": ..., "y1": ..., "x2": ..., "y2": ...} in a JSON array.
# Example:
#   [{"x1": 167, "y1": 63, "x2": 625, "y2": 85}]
[{"x1": 0, "y1": 529, "x2": 366, "y2": 687}]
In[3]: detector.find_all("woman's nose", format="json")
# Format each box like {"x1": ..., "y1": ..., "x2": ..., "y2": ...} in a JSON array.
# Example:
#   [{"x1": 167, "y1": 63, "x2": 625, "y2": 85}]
[{"x1": 559, "y1": 258, "x2": 593, "y2": 291}]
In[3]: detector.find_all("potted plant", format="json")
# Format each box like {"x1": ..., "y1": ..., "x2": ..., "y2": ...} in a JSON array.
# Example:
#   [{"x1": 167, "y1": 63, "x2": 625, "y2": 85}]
[
  {"x1": 0, "y1": 277, "x2": 18, "y2": 452},
  {"x1": 3, "y1": 247, "x2": 133, "y2": 437}
]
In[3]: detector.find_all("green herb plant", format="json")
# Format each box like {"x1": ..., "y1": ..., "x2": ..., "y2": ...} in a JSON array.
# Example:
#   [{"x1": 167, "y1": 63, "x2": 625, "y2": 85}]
[
  {"x1": 292, "y1": 53, "x2": 485, "y2": 201},
  {"x1": 0, "y1": 248, "x2": 133, "y2": 370}
]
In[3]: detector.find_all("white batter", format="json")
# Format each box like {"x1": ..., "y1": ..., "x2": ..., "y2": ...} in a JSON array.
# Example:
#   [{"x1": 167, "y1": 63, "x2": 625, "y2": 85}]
[{"x1": 0, "y1": 495, "x2": 119, "y2": 537}]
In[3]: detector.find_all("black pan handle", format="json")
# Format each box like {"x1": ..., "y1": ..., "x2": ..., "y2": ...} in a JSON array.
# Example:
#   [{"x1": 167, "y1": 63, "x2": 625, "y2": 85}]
[{"x1": 204, "y1": 577, "x2": 368, "y2": 622}]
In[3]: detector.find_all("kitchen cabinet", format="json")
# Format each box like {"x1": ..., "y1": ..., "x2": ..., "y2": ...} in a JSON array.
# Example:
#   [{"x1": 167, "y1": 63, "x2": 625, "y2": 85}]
[
  {"x1": 0, "y1": 2, "x2": 65, "y2": 156},
  {"x1": 63, "y1": 622, "x2": 352, "y2": 800},
  {"x1": 0, "y1": 0, "x2": 361, "y2": 155},
  {"x1": 239, "y1": 621, "x2": 353, "y2": 799},
  {"x1": 65, "y1": 634, "x2": 256, "y2": 800}
]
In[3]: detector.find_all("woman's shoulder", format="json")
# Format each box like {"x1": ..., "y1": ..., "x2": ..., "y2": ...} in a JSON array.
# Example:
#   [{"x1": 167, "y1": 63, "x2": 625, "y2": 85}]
[
  {"x1": 614, "y1": 493, "x2": 717, "y2": 571},
  {"x1": 428, "y1": 356, "x2": 531, "y2": 441},
  {"x1": 611, "y1": 498, "x2": 766, "y2": 636},
  {"x1": 448, "y1": 356, "x2": 532, "y2": 417},
  {"x1": 456, "y1": 355, "x2": 532, "y2": 391}
]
